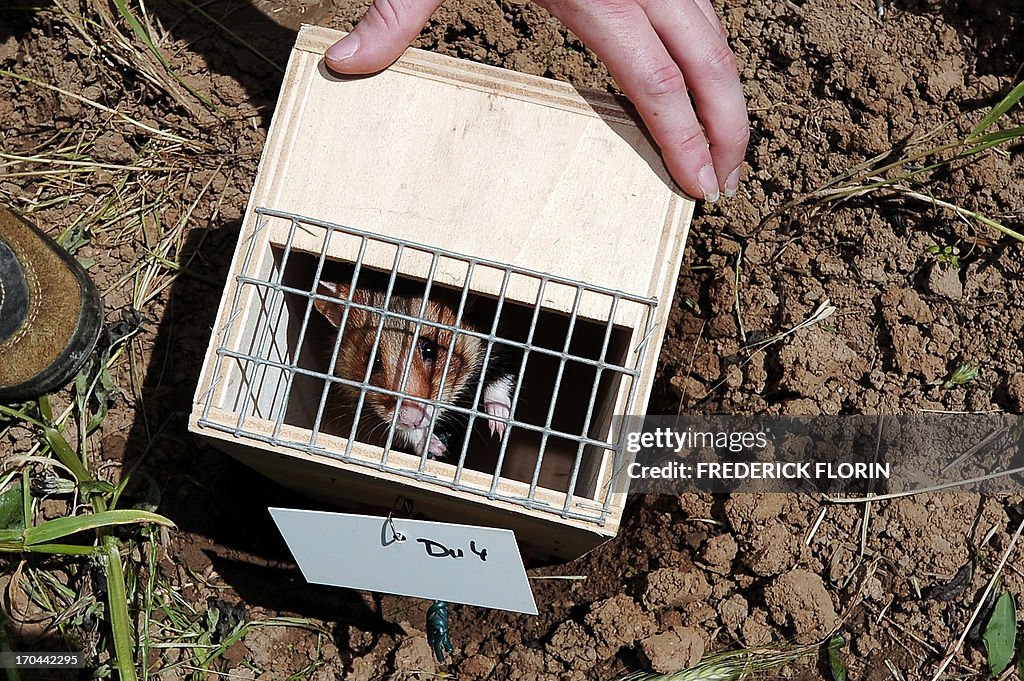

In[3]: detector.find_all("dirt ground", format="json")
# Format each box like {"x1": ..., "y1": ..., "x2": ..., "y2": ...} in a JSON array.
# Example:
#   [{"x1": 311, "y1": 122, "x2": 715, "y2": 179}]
[{"x1": 1, "y1": 0, "x2": 1023, "y2": 679}]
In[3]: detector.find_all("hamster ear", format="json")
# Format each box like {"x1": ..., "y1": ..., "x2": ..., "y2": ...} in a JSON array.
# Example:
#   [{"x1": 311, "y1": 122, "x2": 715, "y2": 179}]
[{"x1": 314, "y1": 281, "x2": 352, "y2": 328}]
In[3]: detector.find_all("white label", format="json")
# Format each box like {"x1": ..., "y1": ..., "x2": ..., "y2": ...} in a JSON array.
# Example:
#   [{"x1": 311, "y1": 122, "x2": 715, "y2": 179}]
[{"x1": 269, "y1": 508, "x2": 538, "y2": 615}]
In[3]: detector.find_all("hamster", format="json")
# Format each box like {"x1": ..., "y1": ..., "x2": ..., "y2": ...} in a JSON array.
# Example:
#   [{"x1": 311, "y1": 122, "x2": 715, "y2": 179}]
[{"x1": 313, "y1": 280, "x2": 515, "y2": 459}]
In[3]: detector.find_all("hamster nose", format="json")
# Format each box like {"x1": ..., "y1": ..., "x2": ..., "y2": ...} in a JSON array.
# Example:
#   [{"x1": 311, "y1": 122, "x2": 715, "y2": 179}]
[{"x1": 397, "y1": 402, "x2": 427, "y2": 428}]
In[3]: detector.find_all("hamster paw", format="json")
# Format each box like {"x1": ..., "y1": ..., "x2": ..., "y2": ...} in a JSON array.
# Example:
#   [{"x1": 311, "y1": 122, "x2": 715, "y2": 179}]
[
  {"x1": 427, "y1": 433, "x2": 447, "y2": 459},
  {"x1": 485, "y1": 403, "x2": 510, "y2": 438},
  {"x1": 404, "y1": 428, "x2": 447, "y2": 459},
  {"x1": 483, "y1": 378, "x2": 513, "y2": 438}
]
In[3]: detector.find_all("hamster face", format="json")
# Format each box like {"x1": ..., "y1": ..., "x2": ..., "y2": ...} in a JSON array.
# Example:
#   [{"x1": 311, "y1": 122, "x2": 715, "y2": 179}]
[{"x1": 314, "y1": 281, "x2": 484, "y2": 457}]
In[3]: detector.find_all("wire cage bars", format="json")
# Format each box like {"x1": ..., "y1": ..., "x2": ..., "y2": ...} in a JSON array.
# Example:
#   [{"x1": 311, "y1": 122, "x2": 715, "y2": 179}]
[{"x1": 197, "y1": 208, "x2": 658, "y2": 525}]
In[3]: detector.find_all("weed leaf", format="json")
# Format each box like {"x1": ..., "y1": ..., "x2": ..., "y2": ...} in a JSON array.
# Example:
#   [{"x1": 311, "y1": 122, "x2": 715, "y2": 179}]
[
  {"x1": 81, "y1": 480, "x2": 117, "y2": 497},
  {"x1": 983, "y1": 590, "x2": 1016, "y2": 677},
  {"x1": 828, "y1": 635, "x2": 848, "y2": 681},
  {"x1": 23, "y1": 509, "x2": 175, "y2": 546},
  {"x1": 0, "y1": 481, "x2": 24, "y2": 530}
]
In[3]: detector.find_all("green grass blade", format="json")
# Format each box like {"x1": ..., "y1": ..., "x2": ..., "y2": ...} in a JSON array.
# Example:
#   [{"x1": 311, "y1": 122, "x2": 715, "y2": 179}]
[
  {"x1": 111, "y1": 0, "x2": 217, "y2": 110},
  {"x1": 0, "y1": 532, "x2": 96, "y2": 554},
  {"x1": 140, "y1": 529, "x2": 158, "y2": 681},
  {"x1": 25, "y1": 543, "x2": 99, "y2": 555},
  {"x1": 23, "y1": 509, "x2": 175, "y2": 545},
  {"x1": 43, "y1": 426, "x2": 91, "y2": 483},
  {"x1": 983, "y1": 590, "x2": 1016, "y2": 676},
  {"x1": 112, "y1": 0, "x2": 163, "y2": 61},
  {"x1": 971, "y1": 80, "x2": 1024, "y2": 137},
  {"x1": 0, "y1": 404, "x2": 44, "y2": 428},
  {"x1": 103, "y1": 536, "x2": 138, "y2": 681},
  {"x1": 20, "y1": 470, "x2": 30, "y2": 530},
  {"x1": 961, "y1": 126, "x2": 1024, "y2": 157},
  {"x1": 968, "y1": 126, "x2": 1024, "y2": 145}
]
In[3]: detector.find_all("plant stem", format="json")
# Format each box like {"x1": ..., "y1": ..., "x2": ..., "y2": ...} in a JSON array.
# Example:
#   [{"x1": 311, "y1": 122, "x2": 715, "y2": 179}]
[{"x1": 896, "y1": 188, "x2": 1024, "y2": 242}]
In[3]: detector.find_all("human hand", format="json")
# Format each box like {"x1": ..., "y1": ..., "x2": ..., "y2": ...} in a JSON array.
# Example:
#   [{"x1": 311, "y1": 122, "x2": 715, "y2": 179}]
[{"x1": 325, "y1": 0, "x2": 748, "y2": 203}]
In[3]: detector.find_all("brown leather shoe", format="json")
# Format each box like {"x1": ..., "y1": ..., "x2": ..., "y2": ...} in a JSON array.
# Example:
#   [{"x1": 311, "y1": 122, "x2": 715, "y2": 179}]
[{"x1": 0, "y1": 205, "x2": 103, "y2": 401}]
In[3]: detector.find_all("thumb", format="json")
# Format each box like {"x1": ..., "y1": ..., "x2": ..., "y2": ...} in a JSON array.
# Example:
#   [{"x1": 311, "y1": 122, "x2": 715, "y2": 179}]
[{"x1": 325, "y1": 0, "x2": 447, "y2": 74}]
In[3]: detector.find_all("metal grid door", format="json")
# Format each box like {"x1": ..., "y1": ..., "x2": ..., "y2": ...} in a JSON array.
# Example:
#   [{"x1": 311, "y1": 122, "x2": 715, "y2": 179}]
[{"x1": 198, "y1": 208, "x2": 659, "y2": 524}]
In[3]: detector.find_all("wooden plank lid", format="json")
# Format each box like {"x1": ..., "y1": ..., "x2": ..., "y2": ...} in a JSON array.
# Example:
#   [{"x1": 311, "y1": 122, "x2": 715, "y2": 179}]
[{"x1": 249, "y1": 25, "x2": 693, "y2": 317}]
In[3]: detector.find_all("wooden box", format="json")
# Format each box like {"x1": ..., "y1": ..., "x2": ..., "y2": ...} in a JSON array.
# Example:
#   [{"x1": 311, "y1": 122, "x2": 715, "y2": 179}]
[{"x1": 189, "y1": 25, "x2": 692, "y2": 560}]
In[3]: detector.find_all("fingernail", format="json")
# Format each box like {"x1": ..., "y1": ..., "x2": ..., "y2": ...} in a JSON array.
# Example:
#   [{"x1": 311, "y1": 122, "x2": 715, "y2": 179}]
[
  {"x1": 724, "y1": 167, "x2": 741, "y2": 198},
  {"x1": 698, "y1": 164, "x2": 720, "y2": 203},
  {"x1": 326, "y1": 35, "x2": 360, "y2": 64}
]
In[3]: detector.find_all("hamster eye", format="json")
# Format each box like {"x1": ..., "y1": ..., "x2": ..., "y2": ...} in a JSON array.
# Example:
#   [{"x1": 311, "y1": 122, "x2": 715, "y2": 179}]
[
  {"x1": 418, "y1": 338, "x2": 438, "y2": 363},
  {"x1": 371, "y1": 354, "x2": 384, "y2": 375}
]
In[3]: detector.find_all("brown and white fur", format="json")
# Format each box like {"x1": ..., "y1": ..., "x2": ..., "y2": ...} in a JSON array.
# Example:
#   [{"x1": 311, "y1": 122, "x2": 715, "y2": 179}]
[{"x1": 314, "y1": 281, "x2": 513, "y2": 459}]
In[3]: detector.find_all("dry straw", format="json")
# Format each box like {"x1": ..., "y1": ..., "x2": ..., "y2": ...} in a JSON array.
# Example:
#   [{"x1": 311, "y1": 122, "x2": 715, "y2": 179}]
[
  {"x1": 614, "y1": 642, "x2": 819, "y2": 681},
  {"x1": 782, "y1": 80, "x2": 1024, "y2": 242}
]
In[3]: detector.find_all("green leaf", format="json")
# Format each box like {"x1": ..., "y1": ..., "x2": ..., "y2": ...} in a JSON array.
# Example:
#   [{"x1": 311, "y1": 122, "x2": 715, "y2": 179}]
[
  {"x1": 827, "y1": 635, "x2": 848, "y2": 681},
  {"x1": 944, "y1": 363, "x2": 979, "y2": 389},
  {"x1": 81, "y1": 480, "x2": 117, "y2": 497},
  {"x1": 983, "y1": 590, "x2": 1016, "y2": 677},
  {"x1": 58, "y1": 223, "x2": 91, "y2": 256},
  {"x1": 970, "y1": 80, "x2": 1024, "y2": 137},
  {"x1": 23, "y1": 509, "x2": 175, "y2": 546},
  {"x1": 43, "y1": 426, "x2": 91, "y2": 483},
  {"x1": 86, "y1": 364, "x2": 118, "y2": 434},
  {"x1": 102, "y1": 537, "x2": 138, "y2": 681},
  {"x1": 0, "y1": 481, "x2": 24, "y2": 530},
  {"x1": 37, "y1": 394, "x2": 53, "y2": 424}
]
